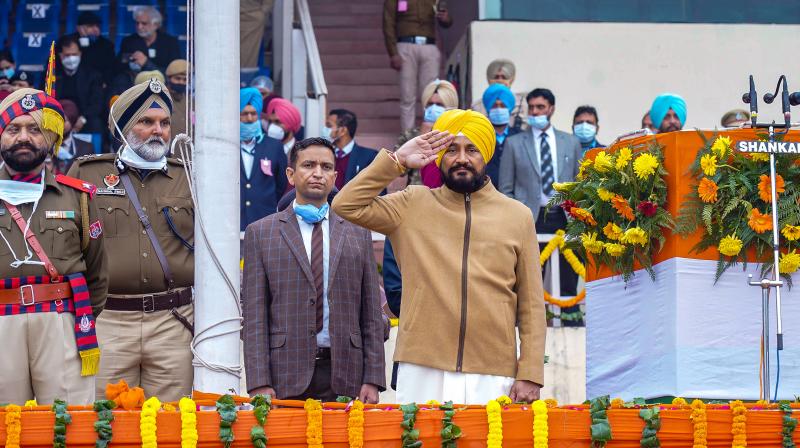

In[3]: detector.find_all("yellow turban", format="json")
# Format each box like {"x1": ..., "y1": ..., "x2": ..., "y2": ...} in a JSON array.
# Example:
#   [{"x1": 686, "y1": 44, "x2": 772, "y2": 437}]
[
  {"x1": 0, "y1": 88, "x2": 65, "y2": 151},
  {"x1": 433, "y1": 109, "x2": 495, "y2": 166}
]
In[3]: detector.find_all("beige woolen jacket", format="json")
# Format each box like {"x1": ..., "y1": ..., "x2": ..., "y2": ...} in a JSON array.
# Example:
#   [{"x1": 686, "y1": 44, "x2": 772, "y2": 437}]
[{"x1": 332, "y1": 150, "x2": 546, "y2": 385}]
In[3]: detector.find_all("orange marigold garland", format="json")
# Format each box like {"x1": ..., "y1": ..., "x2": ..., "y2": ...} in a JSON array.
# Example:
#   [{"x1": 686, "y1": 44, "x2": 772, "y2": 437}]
[
  {"x1": 730, "y1": 400, "x2": 747, "y2": 448},
  {"x1": 347, "y1": 400, "x2": 365, "y2": 448},
  {"x1": 690, "y1": 399, "x2": 707, "y2": 448},
  {"x1": 4, "y1": 404, "x2": 22, "y2": 448},
  {"x1": 305, "y1": 399, "x2": 323, "y2": 448}
]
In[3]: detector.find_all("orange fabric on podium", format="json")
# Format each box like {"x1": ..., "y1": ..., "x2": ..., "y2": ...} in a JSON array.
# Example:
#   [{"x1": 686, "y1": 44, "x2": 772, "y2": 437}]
[
  {"x1": 585, "y1": 128, "x2": 800, "y2": 281},
  {"x1": 2, "y1": 404, "x2": 799, "y2": 448}
]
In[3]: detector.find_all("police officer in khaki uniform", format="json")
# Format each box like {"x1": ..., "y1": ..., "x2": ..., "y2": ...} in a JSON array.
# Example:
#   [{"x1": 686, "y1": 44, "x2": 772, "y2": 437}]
[
  {"x1": 68, "y1": 79, "x2": 194, "y2": 401},
  {"x1": 0, "y1": 88, "x2": 108, "y2": 405}
]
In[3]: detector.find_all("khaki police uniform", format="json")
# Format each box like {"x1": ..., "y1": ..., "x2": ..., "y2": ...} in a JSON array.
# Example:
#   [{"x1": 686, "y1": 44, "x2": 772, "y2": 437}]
[
  {"x1": 0, "y1": 167, "x2": 108, "y2": 405},
  {"x1": 68, "y1": 154, "x2": 194, "y2": 401}
]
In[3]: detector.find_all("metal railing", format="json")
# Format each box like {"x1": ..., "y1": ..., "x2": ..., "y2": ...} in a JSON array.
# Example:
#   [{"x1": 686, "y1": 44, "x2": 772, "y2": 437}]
[{"x1": 273, "y1": 0, "x2": 328, "y2": 137}]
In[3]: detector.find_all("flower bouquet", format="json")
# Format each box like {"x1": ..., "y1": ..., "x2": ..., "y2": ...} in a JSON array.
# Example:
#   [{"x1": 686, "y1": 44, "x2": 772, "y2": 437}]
[
  {"x1": 549, "y1": 143, "x2": 674, "y2": 281},
  {"x1": 676, "y1": 134, "x2": 800, "y2": 282}
]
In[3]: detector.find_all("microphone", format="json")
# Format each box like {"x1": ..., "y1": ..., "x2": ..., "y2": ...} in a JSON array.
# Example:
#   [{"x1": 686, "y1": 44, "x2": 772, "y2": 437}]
[
  {"x1": 743, "y1": 75, "x2": 758, "y2": 125},
  {"x1": 763, "y1": 92, "x2": 776, "y2": 103},
  {"x1": 790, "y1": 92, "x2": 800, "y2": 107}
]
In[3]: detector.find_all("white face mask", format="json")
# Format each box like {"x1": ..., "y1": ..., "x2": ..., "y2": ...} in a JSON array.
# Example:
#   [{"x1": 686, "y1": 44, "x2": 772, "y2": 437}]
[
  {"x1": 61, "y1": 55, "x2": 81, "y2": 71},
  {"x1": 267, "y1": 123, "x2": 286, "y2": 141},
  {"x1": 0, "y1": 176, "x2": 45, "y2": 205}
]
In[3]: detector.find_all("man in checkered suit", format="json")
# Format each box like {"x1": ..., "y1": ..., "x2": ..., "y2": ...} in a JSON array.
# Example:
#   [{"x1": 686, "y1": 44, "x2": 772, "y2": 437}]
[{"x1": 242, "y1": 137, "x2": 386, "y2": 402}]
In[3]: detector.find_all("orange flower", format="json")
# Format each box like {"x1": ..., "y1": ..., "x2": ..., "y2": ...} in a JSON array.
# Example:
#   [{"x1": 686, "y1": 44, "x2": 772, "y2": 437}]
[
  {"x1": 611, "y1": 195, "x2": 634, "y2": 221},
  {"x1": 570, "y1": 207, "x2": 597, "y2": 226},
  {"x1": 105, "y1": 379, "x2": 145, "y2": 409},
  {"x1": 748, "y1": 208, "x2": 774, "y2": 234},
  {"x1": 758, "y1": 174, "x2": 784, "y2": 202},
  {"x1": 698, "y1": 178, "x2": 718, "y2": 203}
]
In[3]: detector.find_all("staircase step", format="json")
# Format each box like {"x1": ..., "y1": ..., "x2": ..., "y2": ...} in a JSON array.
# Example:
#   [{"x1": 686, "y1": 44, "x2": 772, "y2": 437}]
[
  {"x1": 312, "y1": 14, "x2": 382, "y2": 28},
  {"x1": 327, "y1": 100, "x2": 402, "y2": 118},
  {"x1": 327, "y1": 84, "x2": 400, "y2": 102},
  {"x1": 325, "y1": 67, "x2": 398, "y2": 85},
  {"x1": 322, "y1": 53, "x2": 388, "y2": 69},
  {"x1": 315, "y1": 27, "x2": 383, "y2": 41},
  {"x1": 309, "y1": 2, "x2": 383, "y2": 16},
  {"x1": 318, "y1": 39, "x2": 387, "y2": 55}
]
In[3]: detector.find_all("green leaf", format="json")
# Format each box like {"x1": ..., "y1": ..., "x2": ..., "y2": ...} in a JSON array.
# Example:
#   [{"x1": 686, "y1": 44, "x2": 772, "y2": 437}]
[
  {"x1": 336, "y1": 396, "x2": 353, "y2": 403},
  {"x1": 250, "y1": 425, "x2": 267, "y2": 448}
]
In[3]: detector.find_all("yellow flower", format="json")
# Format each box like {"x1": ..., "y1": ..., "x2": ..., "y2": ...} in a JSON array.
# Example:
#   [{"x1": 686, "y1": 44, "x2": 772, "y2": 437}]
[
  {"x1": 779, "y1": 250, "x2": 800, "y2": 274},
  {"x1": 633, "y1": 153, "x2": 659, "y2": 180},
  {"x1": 544, "y1": 399, "x2": 558, "y2": 408},
  {"x1": 621, "y1": 227, "x2": 648, "y2": 246},
  {"x1": 426, "y1": 400, "x2": 441, "y2": 407},
  {"x1": 5, "y1": 404, "x2": 21, "y2": 448},
  {"x1": 782, "y1": 225, "x2": 800, "y2": 241},
  {"x1": 615, "y1": 147, "x2": 632, "y2": 170},
  {"x1": 140, "y1": 396, "x2": 161, "y2": 448},
  {"x1": 602, "y1": 222, "x2": 623, "y2": 241},
  {"x1": 486, "y1": 399, "x2": 504, "y2": 448},
  {"x1": 552, "y1": 182, "x2": 576, "y2": 193},
  {"x1": 597, "y1": 188, "x2": 615, "y2": 201},
  {"x1": 672, "y1": 397, "x2": 688, "y2": 407},
  {"x1": 604, "y1": 242, "x2": 627, "y2": 257},
  {"x1": 577, "y1": 159, "x2": 592, "y2": 180},
  {"x1": 610, "y1": 398, "x2": 625, "y2": 409},
  {"x1": 496, "y1": 395, "x2": 513, "y2": 406},
  {"x1": 162, "y1": 403, "x2": 176, "y2": 412},
  {"x1": 179, "y1": 398, "x2": 198, "y2": 448},
  {"x1": 690, "y1": 399, "x2": 707, "y2": 448},
  {"x1": 750, "y1": 153, "x2": 770, "y2": 162},
  {"x1": 593, "y1": 151, "x2": 613, "y2": 173},
  {"x1": 711, "y1": 136, "x2": 732, "y2": 158},
  {"x1": 347, "y1": 399, "x2": 365, "y2": 448},
  {"x1": 700, "y1": 153, "x2": 717, "y2": 176},
  {"x1": 305, "y1": 399, "x2": 324, "y2": 448},
  {"x1": 532, "y1": 400, "x2": 549, "y2": 448},
  {"x1": 730, "y1": 400, "x2": 747, "y2": 448},
  {"x1": 23, "y1": 400, "x2": 37, "y2": 407},
  {"x1": 718, "y1": 234, "x2": 743, "y2": 257},
  {"x1": 581, "y1": 232, "x2": 603, "y2": 254}
]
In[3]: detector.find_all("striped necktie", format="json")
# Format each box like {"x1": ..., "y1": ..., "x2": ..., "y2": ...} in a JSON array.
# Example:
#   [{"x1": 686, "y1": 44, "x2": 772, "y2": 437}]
[
  {"x1": 311, "y1": 222, "x2": 324, "y2": 333},
  {"x1": 540, "y1": 132, "x2": 554, "y2": 196}
]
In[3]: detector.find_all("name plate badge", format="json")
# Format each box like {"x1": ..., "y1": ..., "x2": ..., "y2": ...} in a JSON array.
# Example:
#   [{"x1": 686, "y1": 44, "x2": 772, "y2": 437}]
[{"x1": 737, "y1": 140, "x2": 800, "y2": 154}]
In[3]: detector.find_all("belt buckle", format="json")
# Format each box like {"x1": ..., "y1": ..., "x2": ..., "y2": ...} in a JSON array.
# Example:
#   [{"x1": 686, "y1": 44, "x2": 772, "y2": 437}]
[
  {"x1": 414, "y1": 36, "x2": 426, "y2": 45},
  {"x1": 142, "y1": 295, "x2": 155, "y2": 313},
  {"x1": 20, "y1": 284, "x2": 34, "y2": 306}
]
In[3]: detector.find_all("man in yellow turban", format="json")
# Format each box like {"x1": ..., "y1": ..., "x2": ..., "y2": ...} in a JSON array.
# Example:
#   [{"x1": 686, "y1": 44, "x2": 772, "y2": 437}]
[{"x1": 333, "y1": 109, "x2": 546, "y2": 404}]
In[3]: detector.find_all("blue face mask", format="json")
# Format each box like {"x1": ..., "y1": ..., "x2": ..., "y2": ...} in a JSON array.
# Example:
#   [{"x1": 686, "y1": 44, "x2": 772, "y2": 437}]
[
  {"x1": 527, "y1": 114, "x2": 549, "y2": 130},
  {"x1": 128, "y1": 61, "x2": 142, "y2": 72},
  {"x1": 573, "y1": 122, "x2": 597, "y2": 143},
  {"x1": 321, "y1": 126, "x2": 333, "y2": 142},
  {"x1": 3, "y1": 68, "x2": 14, "y2": 79},
  {"x1": 488, "y1": 107, "x2": 510, "y2": 125},
  {"x1": 240, "y1": 121, "x2": 262, "y2": 141},
  {"x1": 295, "y1": 202, "x2": 329, "y2": 224},
  {"x1": 424, "y1": 104, "x2": 446, "y2": 123}
]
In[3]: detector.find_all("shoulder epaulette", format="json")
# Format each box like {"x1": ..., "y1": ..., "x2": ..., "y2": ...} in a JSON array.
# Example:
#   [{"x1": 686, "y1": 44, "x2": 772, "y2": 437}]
[{"x1": 55, "y1": 174, "x2": 97, "y2": 198}]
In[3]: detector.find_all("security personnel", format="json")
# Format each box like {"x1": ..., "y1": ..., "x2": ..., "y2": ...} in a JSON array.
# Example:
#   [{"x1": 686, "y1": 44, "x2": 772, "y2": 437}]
[
  {"x1": 68, "y1": 79, "x2": 194, "y2": 401},
  {"x1": 0, "y1": 88, "x2": 108, "y2": 405}
]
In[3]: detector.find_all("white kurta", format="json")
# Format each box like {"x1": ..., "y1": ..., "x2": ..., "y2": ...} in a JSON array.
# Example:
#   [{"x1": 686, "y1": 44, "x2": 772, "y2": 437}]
[{"x1": 396, "y1": 362, "x2": 515, "y2": 404}]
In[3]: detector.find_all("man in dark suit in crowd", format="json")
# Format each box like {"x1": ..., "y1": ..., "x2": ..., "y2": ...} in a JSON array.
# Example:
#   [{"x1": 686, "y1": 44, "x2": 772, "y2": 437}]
[
  {"x1": 242, "y1": 137, "x2": 385, "y2": 402},
  {"x1": 324, "y1": 109, "x2": 378, "y2": 189},
  {"x1": 65, "y1": 11, "x2": 117, "y2": 85},
  {"x1": 499, "y1": 88, "x2": 583, "y2": 325},
  {"x1": 240, "y1": 87, "x2": 288, "y2": 233},
  {"x1": 119, "y1": 6, "x2": 181, "y2": 74},
  {"x1": 53, "y1": 34, "x2": 104, "y2": 133}
]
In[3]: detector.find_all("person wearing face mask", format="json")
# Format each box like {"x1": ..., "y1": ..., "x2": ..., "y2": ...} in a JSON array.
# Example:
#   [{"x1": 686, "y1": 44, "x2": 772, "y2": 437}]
[
  {"x1": 323, "y1": 109, "x2": 378, "y2": 190},
  {"x1": 119, "y1": 6, "x2": 181, "y2": 74},
  {"x1": 165, "y1": 60, "x2": 189, "y2": 137},
  {"x1": 54, "y1": 34, "x2": 104, "y2": 134},
  {"x1": 0, "y1": 88, "x2": 108, "y2": 405},
  {"x1": 0, "y1": 51, "x2": 16, "y2": 99},
  {"x1": 265, "y1": 98, "x2": 303, "y2": 156},
  {"x1": 416, "y1": 79, "x2": 458, "y2": 188},
  {"x1": 68, "y1": 80, "x2": 195, "y2": 402},
  {"x1": 108, "y1": 39, "x2": 157, "y2": 103},
  {"x1": 471, "y1": 59, "x2": 527, "y2": 131},
  {"x1": 499, "y1": 88, "x2": 582, "y2": 320},
  {"x1": 572, "y1": 105, "x2": 605, "y2": 155},
  {"x1": 482, "y1": 83, "x2": 519, "y2": 187},
  {"x1": 64, "y1": 12, "x2": 117, "y2": 85},
  {"x1": 239, "y1": 87, "x2": 288, "y2": 232}
]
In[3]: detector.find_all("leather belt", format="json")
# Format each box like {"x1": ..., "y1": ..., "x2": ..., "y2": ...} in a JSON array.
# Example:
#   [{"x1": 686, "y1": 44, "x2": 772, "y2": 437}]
[
  {"x1": 0, "y1": 282, "x2": 73, "y2": 305},
  {"x1": 398, "y1": 36, "x2": 435, "y2": 45},
  {"x1": 106, "y1": 288, "x2": 192, "y2": 313},
  {"x1": 315, "y1": 347, "x2": 331, "y2": 360}
]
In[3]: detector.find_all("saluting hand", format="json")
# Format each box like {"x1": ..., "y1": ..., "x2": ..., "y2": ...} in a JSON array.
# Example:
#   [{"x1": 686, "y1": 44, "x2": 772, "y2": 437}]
[{"x1": 394, "y1": 130, "x2": 453, "y2": 169}]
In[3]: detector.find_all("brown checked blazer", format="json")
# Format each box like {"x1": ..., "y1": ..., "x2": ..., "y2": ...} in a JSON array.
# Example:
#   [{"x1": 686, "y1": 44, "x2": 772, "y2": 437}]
[{"x1": 242, "y1": 206, "x2": 386, "y2": 398}]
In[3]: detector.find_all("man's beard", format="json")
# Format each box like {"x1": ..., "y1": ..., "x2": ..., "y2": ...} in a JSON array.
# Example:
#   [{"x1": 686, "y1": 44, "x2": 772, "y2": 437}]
[
  {"x1": 660, "y1": 122, "x2": 681, "y2": 133},
  {"x1": 1, "y1": 141, "x2": 49, "y2": 173},
  {"x1": 441, "y1": 163, "x2": 486, "y2": 194},
  {"x1": 126, "y1": 131, "x2": 169, "y2": 161}
]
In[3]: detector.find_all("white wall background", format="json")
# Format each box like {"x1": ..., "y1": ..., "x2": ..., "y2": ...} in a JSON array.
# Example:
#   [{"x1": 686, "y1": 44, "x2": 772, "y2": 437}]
[{"x1": 470, "y1": 21, "x2": 800, "y2": 143}]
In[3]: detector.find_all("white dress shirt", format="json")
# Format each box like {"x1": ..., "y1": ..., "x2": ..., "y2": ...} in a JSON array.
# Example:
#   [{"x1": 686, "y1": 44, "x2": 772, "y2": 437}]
[
  {"x1": 532, "y1": 125, "x2": 558, "y2": 207},
  {"x1": 293, "y1": 200, "x2": 331, "y2": 348},
  {"x1": 337, "y1": 140, "x2": 355, "y2": 156},
  {"x1": 283, "y1": 137, "x2": 296, "y2": 156},
  {"x1": 241, "y1": 139, "x2": 256, "y2": 179}
]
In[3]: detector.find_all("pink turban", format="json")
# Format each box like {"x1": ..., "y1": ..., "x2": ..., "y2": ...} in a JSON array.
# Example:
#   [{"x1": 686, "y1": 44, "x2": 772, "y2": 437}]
[{"x1": 265, "y1": 98, "x2": 301, "y2": 134}]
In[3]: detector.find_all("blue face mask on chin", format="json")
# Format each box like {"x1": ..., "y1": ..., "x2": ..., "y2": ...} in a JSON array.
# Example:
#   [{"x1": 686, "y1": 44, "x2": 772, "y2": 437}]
[
  {"x1": 573, "y1": 122, "x2": 597, "y2": 143},
  {"x1": 424, "y1": 104, "x2": 446, "y2": 123},
  {"x1": 488, "y1": 107, "x2": 510, "y2": 125},
  {"x1": 527, "y1": 114, "x2": 549, "y2": 130},
  {"x1": 240, "y1": 121, "x2": 262, "y2": 141},
  {"x1": 2, "y1": 68, "x2": 14, "y2": 79},
  {"x1": 295, "y1": 202, "x2": 329, "y2": 224}
]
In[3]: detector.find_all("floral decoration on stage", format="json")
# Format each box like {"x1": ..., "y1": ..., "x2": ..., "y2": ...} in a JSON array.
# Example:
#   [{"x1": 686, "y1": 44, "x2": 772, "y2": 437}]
[
  {"x1": 676, "y1": 134, "x2": 800, "y2": 280},
  {"x1": 549, "y1": 143, "x2": 673, "y2": 281}
]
